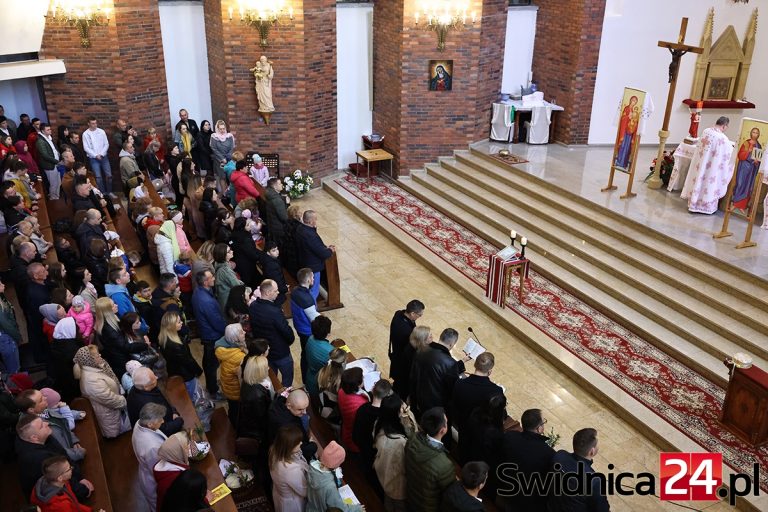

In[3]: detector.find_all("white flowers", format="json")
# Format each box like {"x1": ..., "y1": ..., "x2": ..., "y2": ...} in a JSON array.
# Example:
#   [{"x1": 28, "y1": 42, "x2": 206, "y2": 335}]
[
  {"x1": 282, "y1": 169, "x2": 313, "y2": 199},
  {"x1": 293, "y1": 169, "x2": 303, "y2": 179}
]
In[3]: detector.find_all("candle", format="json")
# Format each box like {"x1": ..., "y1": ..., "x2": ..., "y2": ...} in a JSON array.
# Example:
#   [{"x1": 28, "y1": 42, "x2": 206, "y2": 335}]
[
  {"x1": 228, "y1": 7, "x2": 233, "y2": 20},
  {"x1": 289, "y1": 7, "x2": 294, "y2": 19},
  {"x1": 415, "y1": 11, "x2": 419, "y2": 24},
  {"x1": 471, "y1": 11, "x2": 476, "y2": 24},
  {"x1": 521, "y1": 237, "x2": 528, "y2": 246},
  {"x1": 510, "y1": 230, "x2": 516, "y2": 240}
]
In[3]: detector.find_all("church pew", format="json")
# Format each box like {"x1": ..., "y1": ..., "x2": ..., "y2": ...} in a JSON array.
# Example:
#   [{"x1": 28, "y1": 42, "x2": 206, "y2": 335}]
[
  {"x1": 0, "y1": 458, "x2": 28, "y2": 510},
  {"x1": 71, "y1": 397, "x2": 114, "y2": 512},
  {"x1": 165, "y1": 375, "x2": 237, "y2": 512},
  {"x1": 99, "y1": 429, "x2": 142, "y2": 512}
]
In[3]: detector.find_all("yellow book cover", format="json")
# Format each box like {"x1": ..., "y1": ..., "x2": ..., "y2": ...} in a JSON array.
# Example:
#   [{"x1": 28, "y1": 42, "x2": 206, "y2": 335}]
[{"x1": 209, "y1": 483, "x2": 232, "y2": 505}]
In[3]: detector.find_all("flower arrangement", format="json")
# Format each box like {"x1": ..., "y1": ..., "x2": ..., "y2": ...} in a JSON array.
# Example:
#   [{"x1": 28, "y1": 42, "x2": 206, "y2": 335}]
[
  {"x1": 647, "y1": 151, "x2": 675, "y2": 185},
  {"x1": 223, "y1": 462, "x2": 255, "y2": 490},
  {"x1": 546, "y1": 427, "x2": 561, "y2": 448},
  {"x1": 282, "y1": 169, "x2": 314, "y2": 199}
]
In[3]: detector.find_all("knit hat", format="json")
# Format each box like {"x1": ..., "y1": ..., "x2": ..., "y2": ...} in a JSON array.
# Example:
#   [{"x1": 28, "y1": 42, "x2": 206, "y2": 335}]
[
  {"x1": 72, "y1": 295, "x2": 85, "y2": 308},
  {"x1": 40, "y1": 388, "x2": 61, "y2": 408},
  {"x1": 320, "y1": 441, "x2": 346, "y2": 469},
  {"x1": 124, "y1": 360, "x2": 142, "y2": 376},
  {"x1": 39, "y1": 304, "x2": 62, "y2": 323},
  {"x1": 252, "y1": 153, "x2": 262, "y2": 163},
  {"x1": 53, "y1": 317, "x2": 77, "y2": 340}
]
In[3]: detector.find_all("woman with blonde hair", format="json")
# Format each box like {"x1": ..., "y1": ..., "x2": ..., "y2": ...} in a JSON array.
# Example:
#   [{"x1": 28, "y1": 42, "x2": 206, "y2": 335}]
[
  {"x1": 192, "y1": 240, "x2": 215, "y2": 287},
  {"x1": 409, "y1": 325, "x2": 432, "y2": 352},
  {"x1": 317, "y1": 347, "x2": 347, "y2": 423},
  {"x1": 73, "y1": 344, "x2": 129, "y2": 438},
  {"x1": 159, "y1": 311, "x2": 202, "y2": 398},
  {"x1": 210, "y1": 120, "x2": 235, "y2": 192},
  {"x1": 95, "y1": 297, "x2": 147, "y2": 379}
]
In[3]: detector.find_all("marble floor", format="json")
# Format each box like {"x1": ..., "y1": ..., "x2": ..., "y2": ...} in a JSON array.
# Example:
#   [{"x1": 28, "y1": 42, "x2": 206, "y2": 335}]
[
  {"x1": 278, "y1": 188, "x2": 734, "y2": 511},
  {"x1": 475, "y1": 140, "x2": 768, "y2": 281}
]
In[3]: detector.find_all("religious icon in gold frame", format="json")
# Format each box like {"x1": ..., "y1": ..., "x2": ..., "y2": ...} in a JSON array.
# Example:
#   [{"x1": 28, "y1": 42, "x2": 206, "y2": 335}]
[
  {"x1": 707, "y1": 77, "x2": 732, "y2": 100},
  {"x1": 428, "y1": 60, "x2": 453, "y2": 91},
  {"x1": 730, "y1": 117, "x2": 767, "y2": 217},
  {"x1": 612, "y1": 87, "x2": 647, "y2": 172}
]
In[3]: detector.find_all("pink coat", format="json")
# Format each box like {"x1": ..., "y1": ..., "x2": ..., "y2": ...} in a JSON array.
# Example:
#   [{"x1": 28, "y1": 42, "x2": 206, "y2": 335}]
[{"x1": 67, "y1": 302, "x2": 95, "y2": 340}]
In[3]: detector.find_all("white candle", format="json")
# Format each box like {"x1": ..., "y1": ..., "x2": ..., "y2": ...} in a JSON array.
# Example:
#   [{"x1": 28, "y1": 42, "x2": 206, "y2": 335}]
[
  {"x1": 228, "y1": 7, "x2": 233, "y2": 20},
  {"x1": 521, "y1": 237, "x2": 528, "y2": 246},
  {"x1": 510, "y1": 230, "x2": 516, "y2": 240}
]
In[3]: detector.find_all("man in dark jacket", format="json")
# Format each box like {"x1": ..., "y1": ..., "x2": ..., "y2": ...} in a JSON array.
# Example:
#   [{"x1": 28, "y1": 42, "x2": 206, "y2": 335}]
[
  {"x1": 74, "y1": 208, "x2": 108, "y2": 258},
  {"x1": 8, "y1": 241, "x2": 36, "y2": 305},
  {"x1": 441, "y1": 461, "x2": 488, "y2": 512},
  {"x1": 388, "y1": 299, "x2": 424, "y2": 401},
  {"x1": 410, "y1": 327, "x2": 468, "y2": 420},
  {"x1": 547, "y1": 427, "x2": 610, "y2": 512},
  {"x1": 15, "y1": 414, "x2": 93, "y2": 502},
  {"x1": 264, "y1": 177, "x2": 289, "y2": 245},
  {"x1": 499, "y1": 408, "x2": 556, "y2": 511},
  {"x1": 405, "y1": 407, "x2": 456, "y2": 512},
  {"x1": 71, "y1": 179, "x2": 107, "y2": 217},
  {"x1": 126, "y1": 367, "x2": 183, "y2": 436},
  {"x1": 25, "y1": 263, "x2": 53, "y2": 365},
  {"x1": 249, "y1": 279, "x2": 295, "y2": 387},
  {"x1": 267, "y1": 389, "x2": 317, "y2": 461},
  {"x1": 295, "y1": 210, "x2": 334, "y2": 301},
  {"x1": 451, "y1": 352, "x2": 505, "y2": 434},
  {"x1": 191, "y1": 270, "x2": 225, "y2": 396}
]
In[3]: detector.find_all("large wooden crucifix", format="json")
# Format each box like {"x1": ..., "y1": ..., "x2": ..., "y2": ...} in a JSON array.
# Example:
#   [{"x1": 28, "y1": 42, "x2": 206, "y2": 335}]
[{"x1": 647, "y1": 18, "x2": 703, "y2": 189}]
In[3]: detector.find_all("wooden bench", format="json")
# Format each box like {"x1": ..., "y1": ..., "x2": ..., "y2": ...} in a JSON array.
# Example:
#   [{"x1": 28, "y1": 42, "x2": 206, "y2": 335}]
[
  {"x1": 165, "y1": 376, "x2": 237, "y2": 512},
  {"x1": 98, "y1": 426, "x2": 142, "y2": 512},
  {"x1": 71, "y1": 397, "x2": 114, "y2": 512}
]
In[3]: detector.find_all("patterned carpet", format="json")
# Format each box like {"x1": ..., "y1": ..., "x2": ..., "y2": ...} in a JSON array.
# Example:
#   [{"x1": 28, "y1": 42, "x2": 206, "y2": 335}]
[{"x1": 335, "y1": 173, "x2": 768, "y2": 491}]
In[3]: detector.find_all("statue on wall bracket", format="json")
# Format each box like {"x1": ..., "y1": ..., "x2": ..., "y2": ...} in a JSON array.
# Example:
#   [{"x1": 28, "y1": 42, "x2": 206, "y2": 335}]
[
  {"x1": 689, "y1": 8, "x2": 758, "y2": 102},
  {"x1": 250, "y1": 55, "x2": 275, "y2": 124}
]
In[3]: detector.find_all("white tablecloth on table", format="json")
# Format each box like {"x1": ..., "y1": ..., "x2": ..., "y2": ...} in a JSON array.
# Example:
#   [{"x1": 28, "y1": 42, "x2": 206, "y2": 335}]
[{"x1": 667, "y1": 141, "x2": 698, "y2": 192}]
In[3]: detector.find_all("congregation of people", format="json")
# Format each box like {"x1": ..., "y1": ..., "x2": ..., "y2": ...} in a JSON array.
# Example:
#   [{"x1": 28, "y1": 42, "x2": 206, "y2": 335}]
[{"x1": 0, "y1": 104, "x2": 610, "y2": 512}]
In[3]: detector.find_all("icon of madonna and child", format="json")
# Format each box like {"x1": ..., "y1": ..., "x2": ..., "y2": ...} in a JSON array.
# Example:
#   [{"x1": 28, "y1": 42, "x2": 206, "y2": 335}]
[
  {"x1": 614, "y1": 90, "x2": 646, "y2": 171},
  {"x1": 731, "y1": 120, "x2": 766, "y2": 214}
]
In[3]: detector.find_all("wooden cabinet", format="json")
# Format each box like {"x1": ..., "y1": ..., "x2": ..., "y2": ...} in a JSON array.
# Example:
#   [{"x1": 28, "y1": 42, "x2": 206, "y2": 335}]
[{"x1": 720, "y1": 364, "x2": 768, "y2": 447}]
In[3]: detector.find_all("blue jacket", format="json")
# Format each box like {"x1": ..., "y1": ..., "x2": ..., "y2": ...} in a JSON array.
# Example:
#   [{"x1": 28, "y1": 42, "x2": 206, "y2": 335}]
[
  {"x1": 249, "y1": 298, "x2": 295, "y2": 361},
  {"x1": 289, "y1": 285, "x2": 317, "y2": 336},
  {"x1": 296, "y1": 224, "x2": 332, "y2": 272},
  {"x1": 105, "y1": 283, "x2": 148, "y2": 332},
  {"x1": 192, "y1": 286, "x2": 226, "y2": 342}
]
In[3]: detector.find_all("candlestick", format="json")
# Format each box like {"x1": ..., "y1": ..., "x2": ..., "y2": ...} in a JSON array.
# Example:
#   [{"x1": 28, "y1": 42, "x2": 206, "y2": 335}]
[{"x1": 520, "y1": 237, "x2": 528, "y2": 246}]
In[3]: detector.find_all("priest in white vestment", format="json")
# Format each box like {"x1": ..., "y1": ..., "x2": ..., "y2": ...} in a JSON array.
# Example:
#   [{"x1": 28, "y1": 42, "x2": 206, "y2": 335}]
[{"x1": 681, "y1": 116, "x2": 734, "y2": 214}]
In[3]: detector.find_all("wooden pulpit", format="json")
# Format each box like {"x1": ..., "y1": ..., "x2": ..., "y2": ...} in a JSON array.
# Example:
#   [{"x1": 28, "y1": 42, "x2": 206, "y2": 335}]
[{"x1": 720, "y1": 361, "x2": 768, "y2": 447}]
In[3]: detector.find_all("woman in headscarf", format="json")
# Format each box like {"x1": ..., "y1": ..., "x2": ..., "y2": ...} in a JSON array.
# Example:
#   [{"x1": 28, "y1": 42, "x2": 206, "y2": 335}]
[
  {"x1": 14, "y1": 140, "x2": 38, "y2": 174},
  {"x1": 215, "y1": 323, "x2": 248, "y2": 426},
  {"x1": 193, "y1": 120, "x2": 213, "y2": 175},
  {"x1": 73, "y1": 344, "x2": 129, "y2": 438},
  {"x1": 209, "y1": 120, "x2": 235, "y2": 193},
  {"x1": 153, "y1": 430, "x2": 192, "y2": 510},
  {"x1": 50, "y1": 317, "x2": 83, "y2": 402},
  {"x1": 40, "y1": 303, "x2": 66, "y2": 343},
  {"x1": 155, "y1": 219, "x2": 181, "y2": 276}
]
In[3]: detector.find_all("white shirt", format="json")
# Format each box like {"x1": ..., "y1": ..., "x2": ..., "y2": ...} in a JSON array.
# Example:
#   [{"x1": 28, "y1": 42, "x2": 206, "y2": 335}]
[
  {"x1": 41, "y1": 134, "x2": 60, "y2": 164},
  {"x1": 82, "y1": 127, "x2": 109, "y2": 158}
]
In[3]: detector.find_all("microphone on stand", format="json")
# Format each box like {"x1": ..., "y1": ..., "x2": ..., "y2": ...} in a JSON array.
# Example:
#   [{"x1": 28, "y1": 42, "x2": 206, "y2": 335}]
[{"x1": 468, "y1": 326, "x2": 482, "y2": 344}]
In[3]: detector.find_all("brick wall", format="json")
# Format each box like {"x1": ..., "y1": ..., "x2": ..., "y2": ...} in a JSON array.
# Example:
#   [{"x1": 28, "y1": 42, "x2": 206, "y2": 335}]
[
  {"x1": 203, "y1": 0, "x2": 338, "y2": 180},
  {"x1": 532, "y1": 0, "x2": 606, "y2": 144},
  {"x1": 373, "y1": 0, "x2": 507, "y2": 176},
  {"x1": 41, "y1": 0, "x2": 171, "y2": 139}
]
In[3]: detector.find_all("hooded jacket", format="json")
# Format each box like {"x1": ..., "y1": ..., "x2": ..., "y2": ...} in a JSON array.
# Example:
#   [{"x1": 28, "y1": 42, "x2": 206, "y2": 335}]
[
  {"x1": 214, "y1": 336, "x2": 246, "y2": 401},
  {"x1": 30, "y1": 478, "x2": 92, "y2": 512},
  {"x1": 404, "y1": 433, "x2": 455, "y2": 512}
]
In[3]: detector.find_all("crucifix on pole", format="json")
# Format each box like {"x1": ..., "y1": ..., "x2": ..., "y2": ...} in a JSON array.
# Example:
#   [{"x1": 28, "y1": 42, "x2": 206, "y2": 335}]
[{"x1": 647, "y1": 18, "x2": 703, "y2": 189}]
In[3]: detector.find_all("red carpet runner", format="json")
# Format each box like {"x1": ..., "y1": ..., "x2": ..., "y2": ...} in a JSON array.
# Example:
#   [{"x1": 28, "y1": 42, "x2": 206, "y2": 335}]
[{"x1": 335, "y1": 174, "x2": 768, "y2": 490}]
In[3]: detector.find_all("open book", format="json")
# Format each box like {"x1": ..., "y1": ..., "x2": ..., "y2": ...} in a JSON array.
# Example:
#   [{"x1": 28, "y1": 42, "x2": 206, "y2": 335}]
[
  {"x1": 496, "y1": 245, "x2": 520, "y2": 261},
  {"x1": 463, "y1": 338, "x2": 486, "y2": 360}
]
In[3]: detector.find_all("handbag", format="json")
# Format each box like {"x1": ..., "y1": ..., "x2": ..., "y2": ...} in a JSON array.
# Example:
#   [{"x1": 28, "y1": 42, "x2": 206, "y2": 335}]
[{"x1": 130, "y1": 345, "x2": 160, "y2": 367}]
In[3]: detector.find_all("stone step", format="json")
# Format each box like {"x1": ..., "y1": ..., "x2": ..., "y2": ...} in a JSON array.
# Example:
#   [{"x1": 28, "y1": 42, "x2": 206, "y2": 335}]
[
  {"x1": 458, "y1": 149, "x2": 768, "y2": 310},
  {"x1": 432, "y1": 158, "x2": 768, "y2": 341},
  {"x1": 404, "y1": 169, "x2": 768, "y2": 377}
]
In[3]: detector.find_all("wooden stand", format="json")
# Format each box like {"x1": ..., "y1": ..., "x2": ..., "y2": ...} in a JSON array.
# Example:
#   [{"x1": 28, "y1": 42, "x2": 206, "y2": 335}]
[
  {"x1": 720, "y1": 362, "x2": 768, "y2": 448},
  {"x1": 318, "y1": 251, "x2": 344, "y2": 311},
  {"x1": 715, "y1": 169, "x2": 764, "y2": 249},
  {"x1": 603, "y1": 135, "x2": 642, "y2": 199}
]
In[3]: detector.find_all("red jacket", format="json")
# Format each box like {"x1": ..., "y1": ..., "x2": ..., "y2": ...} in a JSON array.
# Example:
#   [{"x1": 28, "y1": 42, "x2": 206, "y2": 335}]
[
  {"x1": 30, "y1": 480, "x2": 93, "y2": 512},
  {"x1": 230, "y1": 170, "x2": 260, "y2": 203},
  {"x1": 338, "y1": 388, "x2": 369, "y2": 453},
  {"x1": 154, "y1": 464, "x2": 188, "y2": 510}
]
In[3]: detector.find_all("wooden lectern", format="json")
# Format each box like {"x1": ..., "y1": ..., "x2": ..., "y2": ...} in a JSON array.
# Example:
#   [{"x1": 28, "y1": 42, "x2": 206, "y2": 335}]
[{"x1": 720, "y1": 361, "x2": 768, "y2": 447}]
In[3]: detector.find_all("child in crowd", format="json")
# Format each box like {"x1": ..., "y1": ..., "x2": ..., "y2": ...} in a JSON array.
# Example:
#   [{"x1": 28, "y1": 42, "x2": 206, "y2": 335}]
[
  {"x1": 67, "y1": 295, "x2": 94, "y2": 344},
  {"x1": 40, "y1": 387, "x2": 86, "y2": 428},
  {"x1": 121, "y1": 360, "x2": 143, "y2": 394},
  {"x1": 132, "y1": 280, "x2": 154, "y2": 326},
  {"x1": 174, "y1": 250, "x2": 194, "y2": 313},
  {"x1": 249, "y1": 153, "x2": 270, "y2": 187},
  {"x1": 306, "y1": 441, "x2": 363, "y2": 512}
]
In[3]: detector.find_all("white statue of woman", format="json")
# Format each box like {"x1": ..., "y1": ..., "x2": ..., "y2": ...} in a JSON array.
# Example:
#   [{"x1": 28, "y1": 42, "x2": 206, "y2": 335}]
[{"x1": 250, "y1": 56, "x2": 275, "y2": 114}]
